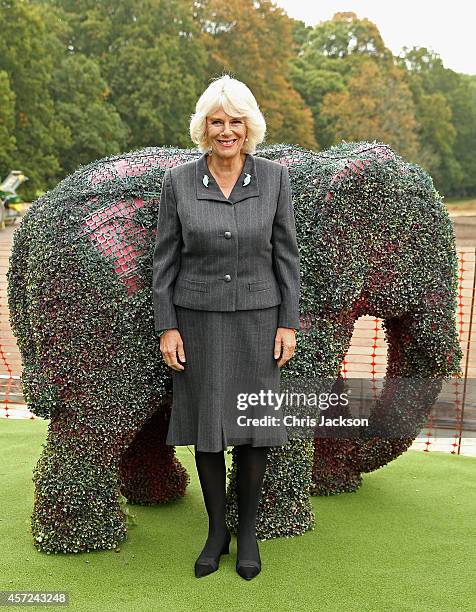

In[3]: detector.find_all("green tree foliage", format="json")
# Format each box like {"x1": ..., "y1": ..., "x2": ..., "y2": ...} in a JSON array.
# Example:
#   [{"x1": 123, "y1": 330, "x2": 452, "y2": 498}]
[
  {"x1": 194, "y1": 0, "x2": 317, "y2": 150},
  {"x1": 301, "y1": 11, "x2": 392, "y2": 61},
  {"x1": 0, "y1": 71, "x2": 17, "y2": 173},
  {"x1": 0, "y1": 1, "x2": 70, "y2": 193},
  {"x1": 291, "y1": 12, "x2": 405, "y2": 150},
  {"x1": 50, "y1": 54, "x2": 128, "y2": 174},
  {"x1": 397, "y1": 47, "x2": 476, "y2": 197},
  {"x1": 290, "y1": 11, "x2": 476, "y2": 197},
  {"x1": 43, "y1": 0, "x2": 209, "y2": 149},
  {"x1": 0, "y1": 0, "x2": 131, "y2": 194},
  {"x1": 320, "y1": 60, "x2": 420, "y2": 161}
]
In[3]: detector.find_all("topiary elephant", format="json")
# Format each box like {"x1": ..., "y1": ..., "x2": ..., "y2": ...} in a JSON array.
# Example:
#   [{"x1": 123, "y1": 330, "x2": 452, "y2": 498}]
[{"x1": 7, "y1": 141, "x2": 462, "y2": 553}]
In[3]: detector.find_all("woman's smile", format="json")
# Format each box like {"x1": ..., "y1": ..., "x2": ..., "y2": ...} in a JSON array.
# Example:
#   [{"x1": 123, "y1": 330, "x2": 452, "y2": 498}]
[{"x1": 217, "y1": 138, "x2": 237, "y2": 147}]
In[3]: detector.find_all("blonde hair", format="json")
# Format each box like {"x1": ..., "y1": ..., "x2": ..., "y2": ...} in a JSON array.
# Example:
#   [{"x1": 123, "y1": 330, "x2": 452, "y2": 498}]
[{"x1": 189, "y1": 74, "x2": 266, "y2": 154}]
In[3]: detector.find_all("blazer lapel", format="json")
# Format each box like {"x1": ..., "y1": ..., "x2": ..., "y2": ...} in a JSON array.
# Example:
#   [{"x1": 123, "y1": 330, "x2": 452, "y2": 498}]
[{"x1": 195, "y1": 152, "x2": 260, "y2": 204}]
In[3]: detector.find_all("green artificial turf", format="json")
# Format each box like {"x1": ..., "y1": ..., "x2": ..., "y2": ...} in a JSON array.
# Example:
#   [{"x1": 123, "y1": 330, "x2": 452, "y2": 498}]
[{"x1": 0, "y1": 418, "x2": 474, "y2": 612}]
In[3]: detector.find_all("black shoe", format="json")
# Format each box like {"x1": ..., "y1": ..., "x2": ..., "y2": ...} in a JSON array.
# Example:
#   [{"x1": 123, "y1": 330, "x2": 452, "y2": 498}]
[
  {"x1": 236, "y1": 540, "x2": 261, "y2": 580},
  {"x1": 194, "y1": 530, "x2": 231, "y2": 578},
  {"x1": 236, "y1": 558, "x2": 261, "y2": 580}
]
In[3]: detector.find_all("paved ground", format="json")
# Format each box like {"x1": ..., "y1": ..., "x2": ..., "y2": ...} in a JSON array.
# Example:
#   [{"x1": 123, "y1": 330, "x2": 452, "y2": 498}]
[{"x1": 451, "y1": 215, "x2": 476, "y2": 246}]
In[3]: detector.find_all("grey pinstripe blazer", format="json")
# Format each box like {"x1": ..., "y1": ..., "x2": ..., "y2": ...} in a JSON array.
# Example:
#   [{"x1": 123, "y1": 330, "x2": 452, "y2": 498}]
[{"x1": 152, "y1": 151, "x2": 301, "y2": 333}]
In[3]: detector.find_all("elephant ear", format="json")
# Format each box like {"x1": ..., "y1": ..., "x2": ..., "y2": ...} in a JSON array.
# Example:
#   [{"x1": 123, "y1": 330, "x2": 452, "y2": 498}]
[
  {"x1": 78, "y1": 194, "x2": 152, "y2": 296},
  {"x1": 79, "y1": 150, "x2": 187, "y2": 295}
]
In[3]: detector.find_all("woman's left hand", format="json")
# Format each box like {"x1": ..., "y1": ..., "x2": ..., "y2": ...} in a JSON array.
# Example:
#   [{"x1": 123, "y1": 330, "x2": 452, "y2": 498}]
[{"x1": 274, "y1": 327, "x2": 297, "y2": 368}]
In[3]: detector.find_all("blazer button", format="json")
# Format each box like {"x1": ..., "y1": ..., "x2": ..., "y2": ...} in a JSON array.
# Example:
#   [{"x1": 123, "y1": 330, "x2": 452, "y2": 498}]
[
  {"x1": 224, "y1": 274, "x2": 231, "y2": 282},
  {"x1": 224, "y1": 231, "x2": 232, "y2": 239}
]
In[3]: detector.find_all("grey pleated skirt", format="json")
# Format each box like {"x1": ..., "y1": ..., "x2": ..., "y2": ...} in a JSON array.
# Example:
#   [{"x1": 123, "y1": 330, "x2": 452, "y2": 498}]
[{"x1": 165, "y1": 305, "x2": 289, "y2": 452}]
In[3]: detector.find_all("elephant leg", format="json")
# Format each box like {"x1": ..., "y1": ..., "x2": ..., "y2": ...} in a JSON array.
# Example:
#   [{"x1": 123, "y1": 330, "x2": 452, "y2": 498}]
[
  {"x1": 312, "y1": 376, "x2": 364, "y2": 495},
  {"x1": 119, "y1": 395, "x2": 189, "y2": 505},
  {"x1": 353, "y1": 305, "x2": 460, "y2": 474},
  {"x1": 226, "y1": 440, "x2": 315, "y2": 539},
  {"x1": 31, "y1": 412, "x2": 142, "y2": 554},
  {"x1": 310, "y1": 316, "x2": 365, "y2": 495}
]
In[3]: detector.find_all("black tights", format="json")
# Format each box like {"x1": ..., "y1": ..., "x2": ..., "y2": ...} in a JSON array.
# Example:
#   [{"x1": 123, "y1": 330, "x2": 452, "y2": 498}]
[{"x1": 194, "y1": 444, "x2": 268, "y2": 561}]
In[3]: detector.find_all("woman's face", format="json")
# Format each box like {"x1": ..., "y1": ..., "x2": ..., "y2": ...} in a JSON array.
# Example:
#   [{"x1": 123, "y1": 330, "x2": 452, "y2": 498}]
[{"x1": 205, "y1": 108, "x2": 247, "y2": 158}]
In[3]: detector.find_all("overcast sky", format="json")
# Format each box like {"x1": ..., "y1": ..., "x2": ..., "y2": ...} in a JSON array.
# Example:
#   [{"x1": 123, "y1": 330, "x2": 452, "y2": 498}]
[{"x1": 273, "y1": 0, "x2": 475, "y2": 76}]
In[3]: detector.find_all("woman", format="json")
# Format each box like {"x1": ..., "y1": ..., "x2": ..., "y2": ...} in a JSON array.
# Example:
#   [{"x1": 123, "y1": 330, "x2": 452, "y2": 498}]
[{"x1": 152, "y1": 74, "x2": 300, "y2": 580}]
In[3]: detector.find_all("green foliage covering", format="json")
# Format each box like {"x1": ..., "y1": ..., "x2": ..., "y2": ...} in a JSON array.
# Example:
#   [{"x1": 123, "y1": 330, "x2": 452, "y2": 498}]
[{"x1": 7, "y1": 142, "x2": 462, "y2": 553}]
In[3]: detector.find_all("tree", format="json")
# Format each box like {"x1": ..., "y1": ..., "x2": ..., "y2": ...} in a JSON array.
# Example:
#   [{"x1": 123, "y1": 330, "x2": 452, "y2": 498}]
[
  {"x1": 50, "y1": 54, "x2": 128, "y2": 174},
  {"x1": 397, "y1": 47, "x2": 473, "y2": 196},
  {"x1": 290, "y1": 11, "x2": 395, "y2": 150},
  {"x1": 0, "y1": 1, "x2": 70, "y2": 193},
  {"x1": 0, "y1": 71, "x2": 17, "y2": 175},
  {"x1": 303, "y1": 11, "x2": 393, "y2": 61},
  {"x1": 320, "y1": 60, "x2": 419, "y2": 160},
  {"x1": 194, "y1": 0, "x2": 317, "y2": 150},
  {"x1": 41, "y1": 0, "x2": 209, "y2": 149}
]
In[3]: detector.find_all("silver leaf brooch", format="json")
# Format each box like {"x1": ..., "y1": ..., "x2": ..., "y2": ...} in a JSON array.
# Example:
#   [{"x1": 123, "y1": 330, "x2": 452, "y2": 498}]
[{"x1": 202, "y1": 172, "x2": 251, "y2": 187}]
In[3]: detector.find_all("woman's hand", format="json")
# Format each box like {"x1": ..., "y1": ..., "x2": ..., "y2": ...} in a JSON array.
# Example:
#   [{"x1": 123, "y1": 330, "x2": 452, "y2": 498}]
[
  {"x1": 160, "y1": 329, "x2": 186, "y2": 371},
  {"x1": 274, "y1": 327, "x2": 297, "y2": 368}
]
